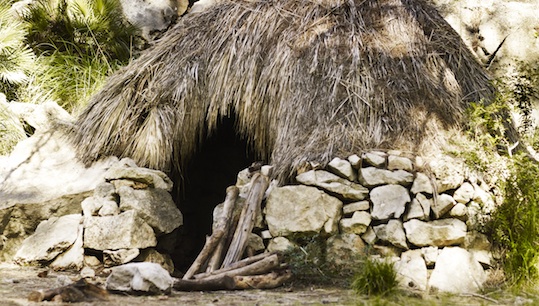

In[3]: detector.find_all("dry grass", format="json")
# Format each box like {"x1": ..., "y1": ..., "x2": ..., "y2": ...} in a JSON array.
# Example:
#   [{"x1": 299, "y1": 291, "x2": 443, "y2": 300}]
[{"x1": 72, "y1": 0, "x2": 494, "y2": 182}]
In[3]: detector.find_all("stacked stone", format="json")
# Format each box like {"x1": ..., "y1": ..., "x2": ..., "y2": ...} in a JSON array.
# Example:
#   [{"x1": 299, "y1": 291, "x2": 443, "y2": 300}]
[
  {"x1": 14, "y1": 158, "x2": 183, "y2": 273},
  {"x1": 260, "y1": 151, "x2": 496, "y2": 294}
]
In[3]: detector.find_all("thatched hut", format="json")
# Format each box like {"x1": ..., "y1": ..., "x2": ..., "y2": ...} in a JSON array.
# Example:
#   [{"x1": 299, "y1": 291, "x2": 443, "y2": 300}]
[{"x1": 73, "y1": 0, "x2": 494, "y2": 182}]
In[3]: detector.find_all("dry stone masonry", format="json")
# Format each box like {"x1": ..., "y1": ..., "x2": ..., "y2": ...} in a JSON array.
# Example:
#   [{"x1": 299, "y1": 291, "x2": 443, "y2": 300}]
[
  {"x1": 12, "y1": 158, "x2": 182, "y2": 275},
  {"x1": 4, "y1": 146, "x2": 496, "y2": 294},
  {"x1": 260, "y1": 151, "x2": 496, "y2": 294}
]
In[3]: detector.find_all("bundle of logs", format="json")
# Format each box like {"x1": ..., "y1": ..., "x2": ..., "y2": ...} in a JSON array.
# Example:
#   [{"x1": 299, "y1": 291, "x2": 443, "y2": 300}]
[{"x1": 174, "y1": 173, "x2": 292, "y2": 291}]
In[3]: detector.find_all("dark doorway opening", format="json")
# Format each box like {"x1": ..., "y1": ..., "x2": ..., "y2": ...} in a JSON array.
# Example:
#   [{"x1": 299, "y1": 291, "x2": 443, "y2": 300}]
[{"x1": 170, "y1": 115, "x2": 255, "y2": 272}]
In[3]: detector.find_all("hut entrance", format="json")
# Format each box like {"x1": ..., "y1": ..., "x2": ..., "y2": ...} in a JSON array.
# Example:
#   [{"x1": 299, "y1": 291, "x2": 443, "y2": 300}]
[{"x1": 171, "y1": 115, "x2": 255, "y2": 272}]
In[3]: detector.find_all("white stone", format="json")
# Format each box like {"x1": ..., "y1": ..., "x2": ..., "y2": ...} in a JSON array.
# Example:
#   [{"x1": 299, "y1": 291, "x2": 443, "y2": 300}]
[
  {"x1": 261, "y1": 230, "x2": 272, "y2": 239},
  {"x1": 449, "y1": 203, "x2": 468, "y2": 219},
  {"x1": 411, "y1": 172, "x2": 433, "y2": 194},
  {"x1": 105, "y1": 161, "x2": 173, "y2": 191},
  {"x1": 84, "y1": 210, "x2": 157, "y2": 250},
  {"x1": 453, "y1": 182, "x2": 475, "y2": 204},
  {"x1": 429, "y1": 155, "x2": 466, "y2": 193},
  {"x1": 118, "y1": 186, "x2": 182, "y2": 235},
  {"x1": 359, "y1": 167, "x2": 414, "y2": 187},
  {"x1": 247, "y1": 233, "x2": 265, "y2": 252},
  {"x1": 473, "y1": 186, "x2": 496, "y2": 214},
  {"x1": 432, "y1": 193, "x2": 456, "y2": 219},
  {"x1": 94, "y1": 182, "x2": 115, "y2": 199},
  {"x1": 388, "y1": 155, "x2": 414, "y2": 171},
  {"x1": 119, "y1": 0, "x2": 178, "y2": 40},
  {"x1": 342, "y1": 201, "x2": 370, "y2": 215},
  {"x1": 362, "y1": 152, "x2": 386, "y2": 167},
  {"x1": 296, "y1": 170, "x2": 368, "y2": 201},
  {"x1": 421, "y1": 246, "x2": 439, "y2": 266},
  {"x1": 81, "y1": 196, "x2": 104, "y2": 217},
  {"x1": 14, "y1": 214, "x2": 82, "y2": 264},
  {"x1": 463, "y1": 231, "x2": 491, "y2": 251},
  {"x1": 104, "y1": 249, "x2": 140, "y2": 267},
  {"x1": 98, "y1": 199, "x2": 120, "y2": 216},
  {"x1": 429, "y1": 247, "x2": 487, "y2": 293},
  {"x1": 265, "y1": 185, "x2": 342, "y2": 236},
  {"x1": 396, "y1": 250, "x2": 427, "y2": 291},
  {"x1": 80, "y1": 267, "x2": 96, "y2": 279},
  {"x1": 326, "y1": 234, "x2": 366, "y2": 266},
  {"x1": 50, "y1": 223, "x2": 84, "y2": 271},
  {"x1": 403, "y1": 219, "x2": 467, "y2": 247},
  {"x1": 339, "y1": 211, "x2": 371, "y2": 235},
  {"x1": 370, "y1": 184, "x2": 411, "y2": 220},
  {"x1": 328, "y1": 157, "x2": 357, "y2": 181},
  {"x1": 261, "y1": 165, "x2": 273, "y2": 177},
  {"x1": 347, "y1": 154, "x2": 361, "y2": 169},
  {"x1": 404, "y1": 193, "x2": 431, "y2": 221},
  {"x1": 373, "y1": 220, "x2": 408, "y2": 249},
  {"x1": 267, "y1": 237, "x2": 296, "y2": 253},
  {"x1": 190, "y1": 0, "x2": 218, "y2": 14},
  {"x1": 106, "y1": 262, "x2": 173, "y2": 294},
  {"x1": 0, "y1": 131, "x2": 118, "y2": 208},
  {"x1": 361, "y1": 227, "x2": 377, "y2": 245}
]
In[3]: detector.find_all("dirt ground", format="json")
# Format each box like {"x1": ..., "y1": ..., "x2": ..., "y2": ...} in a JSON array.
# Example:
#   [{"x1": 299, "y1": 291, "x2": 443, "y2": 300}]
[
  {"x1": 0, "y1": 263, "x2": 359, "y2": 306},
  {"x1": 0, "y1": 263, "x2": 537, "y2": 306}
]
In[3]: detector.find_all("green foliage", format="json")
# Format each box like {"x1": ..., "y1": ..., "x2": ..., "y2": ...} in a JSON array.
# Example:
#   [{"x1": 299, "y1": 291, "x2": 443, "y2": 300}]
[
  {"x1": 487, "y1": 154, "x2": 539, "y2": 285},
  {"x1": 24, "y1": 0, "x2": 139, "y2": 63},
  {"x1": 0, "y1": 1, "x2": 35, "y2": 100},
  {"x1": 351, "y1": 257, "x2": 398, "y2": 296},
  {"x1": 21, "y1": 0, "x2": 142, "y2": 111},
  {"x1": 0, "y1": 101, "x2": 26, "y2": 155}
]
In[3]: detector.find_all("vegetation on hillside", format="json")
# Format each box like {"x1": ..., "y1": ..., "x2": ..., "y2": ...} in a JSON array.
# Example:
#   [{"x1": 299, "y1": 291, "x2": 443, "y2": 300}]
[{"x1": 0, "y1": 0, "x2": 141, "y2": 112}]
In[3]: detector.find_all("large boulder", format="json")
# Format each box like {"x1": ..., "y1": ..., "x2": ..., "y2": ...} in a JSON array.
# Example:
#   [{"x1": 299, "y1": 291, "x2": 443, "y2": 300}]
[
  {"x1": 0, "y1": 130, "x2": 119, "y2": 261},
  {"x1": 428, "y1": 247, "x2": 487, "y2": 293},
  {"x1": 119, "y1": 0, "x2": 180, "y2": 40},
  {"x1": 265, "y1": 185, "x2": 342, "y2": 236},
  {"x1": 403, "y1": 219, "x2": 467, "y2": 247},
  {"x1": 118, "y1": 186, "x2": 182, "y2": 235},
  {"x1": 395, "y1": 250, "x2": 428, "y2": 291},
  {"x1": 369, "y1": 184, "x2": 410, "y2": 220},
  {"x1": 106, "y1": 262, "x2": 173, "y2": 295},
  {"x1": 14, "y1": 214, "x2": 82, "y2": 265},
  {"x1": 83, "y1": 210, "x2": 157, "y2": 250}
]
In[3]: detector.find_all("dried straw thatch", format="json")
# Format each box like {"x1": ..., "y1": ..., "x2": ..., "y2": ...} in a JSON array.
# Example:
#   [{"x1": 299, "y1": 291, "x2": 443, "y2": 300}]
[{"x1": 72, "y1": 0, "x2": 494, "y2": 181}]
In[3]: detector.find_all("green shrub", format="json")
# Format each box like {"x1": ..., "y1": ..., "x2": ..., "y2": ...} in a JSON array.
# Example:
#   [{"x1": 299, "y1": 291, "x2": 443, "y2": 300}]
[
  {"x1": 351, "y1": 257, "x2": 398, "y2": 296},
  {"x1": 0, "y1": 102, "x2": 26, "y2": 155},
  {"x1": 488, "y1": 153, "x2": 539, "y2": 285},
  {"x1": 0, "y1": 1, "x2": 36, "y2": 101},
  {"x1": 21, "y1": 0, "x2": 142, "y2": 112}
]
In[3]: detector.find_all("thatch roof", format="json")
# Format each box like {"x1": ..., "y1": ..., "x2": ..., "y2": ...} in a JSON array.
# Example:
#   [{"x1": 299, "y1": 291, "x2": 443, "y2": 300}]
[{"x1": 72, "y1": 0, "x2": 494, "y2": 181}]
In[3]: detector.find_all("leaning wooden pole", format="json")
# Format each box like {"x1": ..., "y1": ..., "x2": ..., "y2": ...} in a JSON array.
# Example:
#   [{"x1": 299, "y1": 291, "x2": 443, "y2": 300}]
[
  {"x1": 183, "y1": 186, "x2": 239, "y2": 280},
  {"x1": 221, "y1": 173, "x2": 269, "y2": 268}
]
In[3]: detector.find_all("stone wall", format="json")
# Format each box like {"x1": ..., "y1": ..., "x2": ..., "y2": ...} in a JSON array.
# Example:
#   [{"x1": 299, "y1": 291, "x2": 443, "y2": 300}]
[
  {"x1": 5, "y1": 147, "x2": 497, "y2": 294},
  {"x1": 253, "y1": 151, "x2": 496, "y2": 293}
]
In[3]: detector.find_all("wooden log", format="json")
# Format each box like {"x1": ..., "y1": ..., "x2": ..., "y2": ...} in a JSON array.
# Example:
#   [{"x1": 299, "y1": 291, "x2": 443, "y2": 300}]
[
  {"x1": 195, "y1": 252, "x2": 276, "y2": 279},
  {"x1": 174, "y1": 270, "x2": 292, "y2": 291},
  {"x1": 183, "y1": 186, "x2": 239, "y2": 280},
  {"x1": 206, "y1": 187, "x2": 242, "y2": 272},
  {"x1": 221, "y1": 173, "x2": 269, "y2": 268},
  {"x1": 28, "y1": 279, "x2": 108, "y2": 302},
  {"x1": 233, "y1": 269, "x2": 293, "y2": 289},
  {"x1": 173, "y1": 275, "x2": 236, "y2": 291},
  {"x1": 202, "y1": 253, "x2": 280, "y2": 282}
]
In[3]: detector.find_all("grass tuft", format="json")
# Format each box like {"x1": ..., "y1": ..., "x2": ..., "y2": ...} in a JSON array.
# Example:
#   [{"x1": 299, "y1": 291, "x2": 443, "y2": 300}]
[{"x1": 351, "y1": 257, "x2": 398, "y2": 297}]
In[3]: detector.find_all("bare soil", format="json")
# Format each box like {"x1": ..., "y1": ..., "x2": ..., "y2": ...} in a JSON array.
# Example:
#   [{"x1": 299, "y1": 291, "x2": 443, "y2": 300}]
[{"x1": 0, "y1": 263, "x2": 536, "y2": 305}]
